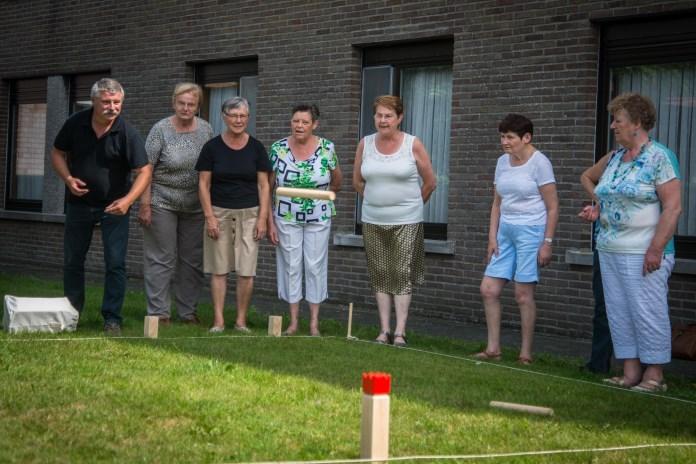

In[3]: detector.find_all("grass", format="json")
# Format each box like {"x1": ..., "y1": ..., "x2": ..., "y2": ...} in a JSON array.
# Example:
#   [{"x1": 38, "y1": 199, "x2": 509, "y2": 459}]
[{"x1": 1, "y1": 272, "x2": 696, "y2": 463}]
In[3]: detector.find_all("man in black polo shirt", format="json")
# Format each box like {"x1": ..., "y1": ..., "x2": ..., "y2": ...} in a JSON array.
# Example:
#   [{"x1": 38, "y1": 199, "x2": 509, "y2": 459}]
[{"x1": 50, "y1": 78, "x2": 152, "y2": 335}]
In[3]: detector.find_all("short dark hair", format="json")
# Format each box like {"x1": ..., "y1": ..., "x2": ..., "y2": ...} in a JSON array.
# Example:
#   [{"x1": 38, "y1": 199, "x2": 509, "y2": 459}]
[
  {"x1": 292, "y1": 104, "x2": 320, "y2": 122},
  {"x1": 498, "y1": 113, "x2": 533, "y2": 138}
]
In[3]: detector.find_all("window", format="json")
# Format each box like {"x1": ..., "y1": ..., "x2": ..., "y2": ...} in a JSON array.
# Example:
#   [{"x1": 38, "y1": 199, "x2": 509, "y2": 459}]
[
  {"x1": 358, "y1": 39, "x2": 453, "y2": 240},
  {"x1": 597, "y1": 12, "x2": 696, "y2": 258},
  {"x1": 70, "y1": 72, "x2": 107, "y2": 113},
  {"x1": 6, "y1": 78, "x2": 47, "y2": 211},
  {"x1": 194, "y1": 58, "x2": 258, "y2": 136}
]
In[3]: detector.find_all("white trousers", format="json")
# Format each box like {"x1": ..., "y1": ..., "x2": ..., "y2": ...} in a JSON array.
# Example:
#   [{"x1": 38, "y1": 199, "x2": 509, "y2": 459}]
[
  {"x1": 598, "y1": 251, "x2": 674, "y2": 364},
  {"x1": 275, "y1": 219, "x2": 331, "y2": 304}
]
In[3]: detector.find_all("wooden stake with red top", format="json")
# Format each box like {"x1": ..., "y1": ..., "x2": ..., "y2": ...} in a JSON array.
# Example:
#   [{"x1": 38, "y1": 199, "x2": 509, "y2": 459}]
[{"x1": 360, "y1": 372, "x2": 391, "y2": 462}]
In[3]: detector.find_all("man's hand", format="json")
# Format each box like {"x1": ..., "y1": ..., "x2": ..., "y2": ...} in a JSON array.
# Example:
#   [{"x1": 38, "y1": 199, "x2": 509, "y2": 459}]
[
  {"x1": 104, "y1": 197, "x2": 133, "y2": 215},
  {"x1": 66, "y1": 176, "x2": 89, "y2": 196}
]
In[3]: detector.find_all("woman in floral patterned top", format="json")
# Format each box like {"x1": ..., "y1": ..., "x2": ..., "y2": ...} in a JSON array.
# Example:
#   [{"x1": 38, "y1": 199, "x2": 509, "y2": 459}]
[
  {"x1": 579, "y1": 93, "x2": 682, "y2": 393},
  {"x1": 268, "y1": 104, "x2": 343, "y2": 336}
]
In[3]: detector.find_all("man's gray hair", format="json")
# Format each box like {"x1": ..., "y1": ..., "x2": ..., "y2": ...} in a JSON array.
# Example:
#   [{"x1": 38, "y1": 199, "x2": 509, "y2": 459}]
[
  {"x1": 221, "y1": 96, "x2": 249, "y2": 114},
  {"x1": 90, "y1": 78, "x2": 125, "y2": 98}
]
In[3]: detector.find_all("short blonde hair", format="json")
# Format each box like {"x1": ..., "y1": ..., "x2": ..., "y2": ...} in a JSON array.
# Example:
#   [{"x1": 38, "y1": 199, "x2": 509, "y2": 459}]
[
  {"x1": 373, "y1": 95, "x2": 403, "y2": 116},
  {"x1": 171, "y1": 82, "x2": 203, "y2": 107},
  {"x1": 607, "y1": 93, "x2": 656, "y2": 131}
]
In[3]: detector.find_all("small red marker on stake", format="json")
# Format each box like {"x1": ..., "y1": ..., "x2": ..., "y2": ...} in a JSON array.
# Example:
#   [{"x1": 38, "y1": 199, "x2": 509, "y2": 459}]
[{"x1": 360, "y1": 372, "x2": 391, "y2": 462}]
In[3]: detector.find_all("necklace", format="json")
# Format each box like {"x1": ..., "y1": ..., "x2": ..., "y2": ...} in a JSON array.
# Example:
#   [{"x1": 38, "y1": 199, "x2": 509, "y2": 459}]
[{"x1": 608, "y1": 143, "x2": 647, "y2": 188}]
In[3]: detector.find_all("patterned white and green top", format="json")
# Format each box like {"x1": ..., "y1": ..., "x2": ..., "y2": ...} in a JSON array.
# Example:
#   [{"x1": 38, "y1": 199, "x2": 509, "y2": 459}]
[
  {"x1": 595, "y1": 140, "x2": 680, "y2": 255},
  {"x1": 269, "y1": 137, "x2": 338, "y2": 223}
]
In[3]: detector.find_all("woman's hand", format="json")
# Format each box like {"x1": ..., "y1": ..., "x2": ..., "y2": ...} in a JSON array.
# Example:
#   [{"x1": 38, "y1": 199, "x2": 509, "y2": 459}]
[
  {"x1": 137, "y1": 204, "x2": 152, "y2": 227},
  {"x1": 538, "y1": 242, "x2": 552, "y2": 267},
  {"x1": 486, "y1": 240, "x2": 498, "y2": 264},
  {"x1": 267, "y1": 217, "x2": 279, "y2": 246},
  {"x1": 577, "y1": 204, "x2": 599, "y2": 222},
  {"x1": 643, "y1": 246, "x2": 663, "y2": 275},
  {"x1": 206, "y1": 216, "x2": 220, "y2": 240},
  {"x1": 254, "y1": 217, "x2": 267, "y2": 241}
]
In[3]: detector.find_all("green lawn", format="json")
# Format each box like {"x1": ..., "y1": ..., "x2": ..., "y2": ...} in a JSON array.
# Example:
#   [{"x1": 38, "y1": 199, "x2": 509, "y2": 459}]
[{"x1": 1, "y1": 272, "x2": 695, "y2": 463}]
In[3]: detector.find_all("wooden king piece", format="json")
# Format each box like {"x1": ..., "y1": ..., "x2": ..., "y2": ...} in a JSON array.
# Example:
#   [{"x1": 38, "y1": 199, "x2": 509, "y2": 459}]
[{"x1": 361, "y1": 372, "x2": 391, "y2": 462}]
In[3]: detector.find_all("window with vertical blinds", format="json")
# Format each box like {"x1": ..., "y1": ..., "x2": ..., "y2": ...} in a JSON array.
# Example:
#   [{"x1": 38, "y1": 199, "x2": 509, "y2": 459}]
[
  {"x1": 193, "y1": 58, "x2": 258, "y2": 137},
  {"x1": 358, "y1": 39, "x2": 453, "y2": 240},
  {"x1": 6, "y1": 78, "x2": 47, "y2": 210}
]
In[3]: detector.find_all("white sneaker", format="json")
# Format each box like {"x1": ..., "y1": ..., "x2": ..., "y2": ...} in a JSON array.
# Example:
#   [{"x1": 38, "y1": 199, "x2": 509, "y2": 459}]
[{"x1": 208, "y1": 326, "x2": 225, "y2": 333}]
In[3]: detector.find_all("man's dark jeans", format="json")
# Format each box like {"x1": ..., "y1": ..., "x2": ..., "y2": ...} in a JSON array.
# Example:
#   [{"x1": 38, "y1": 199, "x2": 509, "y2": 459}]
[
  {"x1": 586, "y1": 250, "x2": 613, "y2": 373},
  {"x1": 64, "y1": 202, "x2": 130, "y2": 325}
]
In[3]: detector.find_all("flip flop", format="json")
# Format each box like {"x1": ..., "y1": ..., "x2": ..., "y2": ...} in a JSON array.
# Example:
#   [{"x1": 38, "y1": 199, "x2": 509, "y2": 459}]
[
  {"x1": 631, "y1": 379, "x2": 667, "y2": 393},
  {"x1": 602, "y1": 376, "x2": 636, "y2": 387},
  {"x1": 517, "y1": 356, "x2": 533, "y2": 365},
  {"x1": 472, "y1": 351, "x2": 502, "y2": 361}
]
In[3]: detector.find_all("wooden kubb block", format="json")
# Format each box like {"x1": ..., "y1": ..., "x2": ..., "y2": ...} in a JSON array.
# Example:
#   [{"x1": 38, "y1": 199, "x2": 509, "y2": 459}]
[
  {"x1": 360, "y1": 372, "x2": 391, "y2": 461},
  {"x1": 144, "y1": 316, "x2": 158, "y2": 338},
  {"x1": 268, "y1": 315, "x2": 282, "y2": 337}
]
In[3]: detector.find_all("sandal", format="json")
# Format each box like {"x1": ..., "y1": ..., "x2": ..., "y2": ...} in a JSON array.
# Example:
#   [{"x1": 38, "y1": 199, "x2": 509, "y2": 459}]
[
  {"x1": 631, "y1": 379, "x2": 667, "y2": 393},
  {"x1": 375, "y1": 331, "x2": 392, "y2": 345},
  {"x1": 393, "y1": 333, "x2": 408, "y2": 347},
  {"x1": 602, "y1": 376, "x2": 638, "y2": 388},
  {"x1": 472, "y1": 350, "x2": 502, "y2": 361},
  {"x1": 282, "y1": 328, "x2": 297, "y2": 336},
  {"x1": 517, "y1": 356, "x2": 533, "y2": 365}
]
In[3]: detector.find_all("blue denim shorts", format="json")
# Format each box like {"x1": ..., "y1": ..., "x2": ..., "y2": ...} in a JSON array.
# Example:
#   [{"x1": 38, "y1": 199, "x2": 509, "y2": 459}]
[{"x1": 484, "y1": 222, "x2": 545, "y2": 283}]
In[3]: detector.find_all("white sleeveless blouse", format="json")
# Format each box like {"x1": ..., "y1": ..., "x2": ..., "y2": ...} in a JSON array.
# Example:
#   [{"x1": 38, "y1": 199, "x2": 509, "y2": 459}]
[{"x1": 360, "y1": 133, "x2": 423, "y2": 225}]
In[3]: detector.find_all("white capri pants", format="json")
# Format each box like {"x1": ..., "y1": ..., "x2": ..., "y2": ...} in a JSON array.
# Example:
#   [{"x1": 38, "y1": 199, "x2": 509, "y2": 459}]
[
  {"x1": 598, "y1": 251, "x2": 674, "y2": 365},
  {"x1": 275, "y1": 219, "x2": 331, "y2": 304}
]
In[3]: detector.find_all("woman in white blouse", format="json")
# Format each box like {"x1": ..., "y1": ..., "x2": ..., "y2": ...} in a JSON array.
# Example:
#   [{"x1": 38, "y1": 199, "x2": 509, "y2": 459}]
[{"x1": 353, "y1": 95, "x2": 437, "y2": 347}]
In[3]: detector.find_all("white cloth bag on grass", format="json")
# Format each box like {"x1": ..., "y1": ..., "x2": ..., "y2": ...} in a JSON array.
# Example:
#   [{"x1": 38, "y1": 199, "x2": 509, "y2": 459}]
[{"x1": 3, "y1": 295, "x2": 79, "y2": 333}]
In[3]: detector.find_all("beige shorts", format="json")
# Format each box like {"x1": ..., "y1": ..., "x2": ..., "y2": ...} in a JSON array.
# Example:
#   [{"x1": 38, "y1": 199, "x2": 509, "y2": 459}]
[{"x1": 203, "y1": 206, "x2": 260, "y2": 276}]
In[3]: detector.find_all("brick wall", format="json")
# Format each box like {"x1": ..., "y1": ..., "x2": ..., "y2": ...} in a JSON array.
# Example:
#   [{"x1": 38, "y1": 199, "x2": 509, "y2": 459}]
[{"x1": 1, "y1": 0, "x2": 694, "y2": 338}]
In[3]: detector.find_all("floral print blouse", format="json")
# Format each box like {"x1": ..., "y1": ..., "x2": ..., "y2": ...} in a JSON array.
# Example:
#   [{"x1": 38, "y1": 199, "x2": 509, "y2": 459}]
[
  {"x1": 594, "y1": 140, "x2": 680, "y2": 254},
  {"x1": 269, "y1": 137, "x2": 338, "y2": 223}
]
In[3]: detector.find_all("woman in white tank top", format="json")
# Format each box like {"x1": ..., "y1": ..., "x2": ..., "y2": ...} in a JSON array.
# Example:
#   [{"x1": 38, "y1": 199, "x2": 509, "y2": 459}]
[{"x1": 352, "y1": 95, "x2": 437, "y2": 347}]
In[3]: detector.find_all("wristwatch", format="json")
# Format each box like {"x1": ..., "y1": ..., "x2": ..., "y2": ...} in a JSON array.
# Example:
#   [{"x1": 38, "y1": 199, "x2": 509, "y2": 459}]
[{"x1": 543, "y1": 237, "x2": 553, "y2": 245}]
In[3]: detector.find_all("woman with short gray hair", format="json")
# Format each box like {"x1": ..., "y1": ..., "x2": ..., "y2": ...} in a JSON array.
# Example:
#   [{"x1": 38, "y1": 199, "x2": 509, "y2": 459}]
[{"x1": 196, "y1": 96, "x2": 272, "y2": 333}]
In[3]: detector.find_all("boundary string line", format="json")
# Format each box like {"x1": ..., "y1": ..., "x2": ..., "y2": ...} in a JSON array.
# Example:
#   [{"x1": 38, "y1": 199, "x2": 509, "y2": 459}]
[
  {"x1": 236, "y1": 443, "x2": 696, "y2": 464},
  {"x1": 3, "y1": 333, "x2": 696, "y2": 405}
]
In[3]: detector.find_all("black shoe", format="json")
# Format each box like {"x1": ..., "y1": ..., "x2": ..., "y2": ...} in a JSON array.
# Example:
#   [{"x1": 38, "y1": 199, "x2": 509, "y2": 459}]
[
  {"x1": 180, "y1": 315, "x2": 200, "y2": 325},
  {"x1": 104, "y1": 321, "x2": 122, "y2": 336}
]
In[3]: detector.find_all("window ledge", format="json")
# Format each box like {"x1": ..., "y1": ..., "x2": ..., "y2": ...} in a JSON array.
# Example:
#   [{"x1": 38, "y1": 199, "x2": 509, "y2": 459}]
[
  {"x1": 0, "y1": 210, "x2": 65, "y2": 223},
  {"x1": 333, "y1": 233, "x2": 455, "y2": 255},
  {"x1": 565, "y1": 248, "x2": 696, "y2": 275}
]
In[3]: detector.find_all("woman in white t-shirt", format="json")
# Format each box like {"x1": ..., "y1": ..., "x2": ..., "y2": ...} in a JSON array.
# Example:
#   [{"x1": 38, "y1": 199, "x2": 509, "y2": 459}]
[{"x1": 474, "y1": 114, "x2": 559, "y2": 364}]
